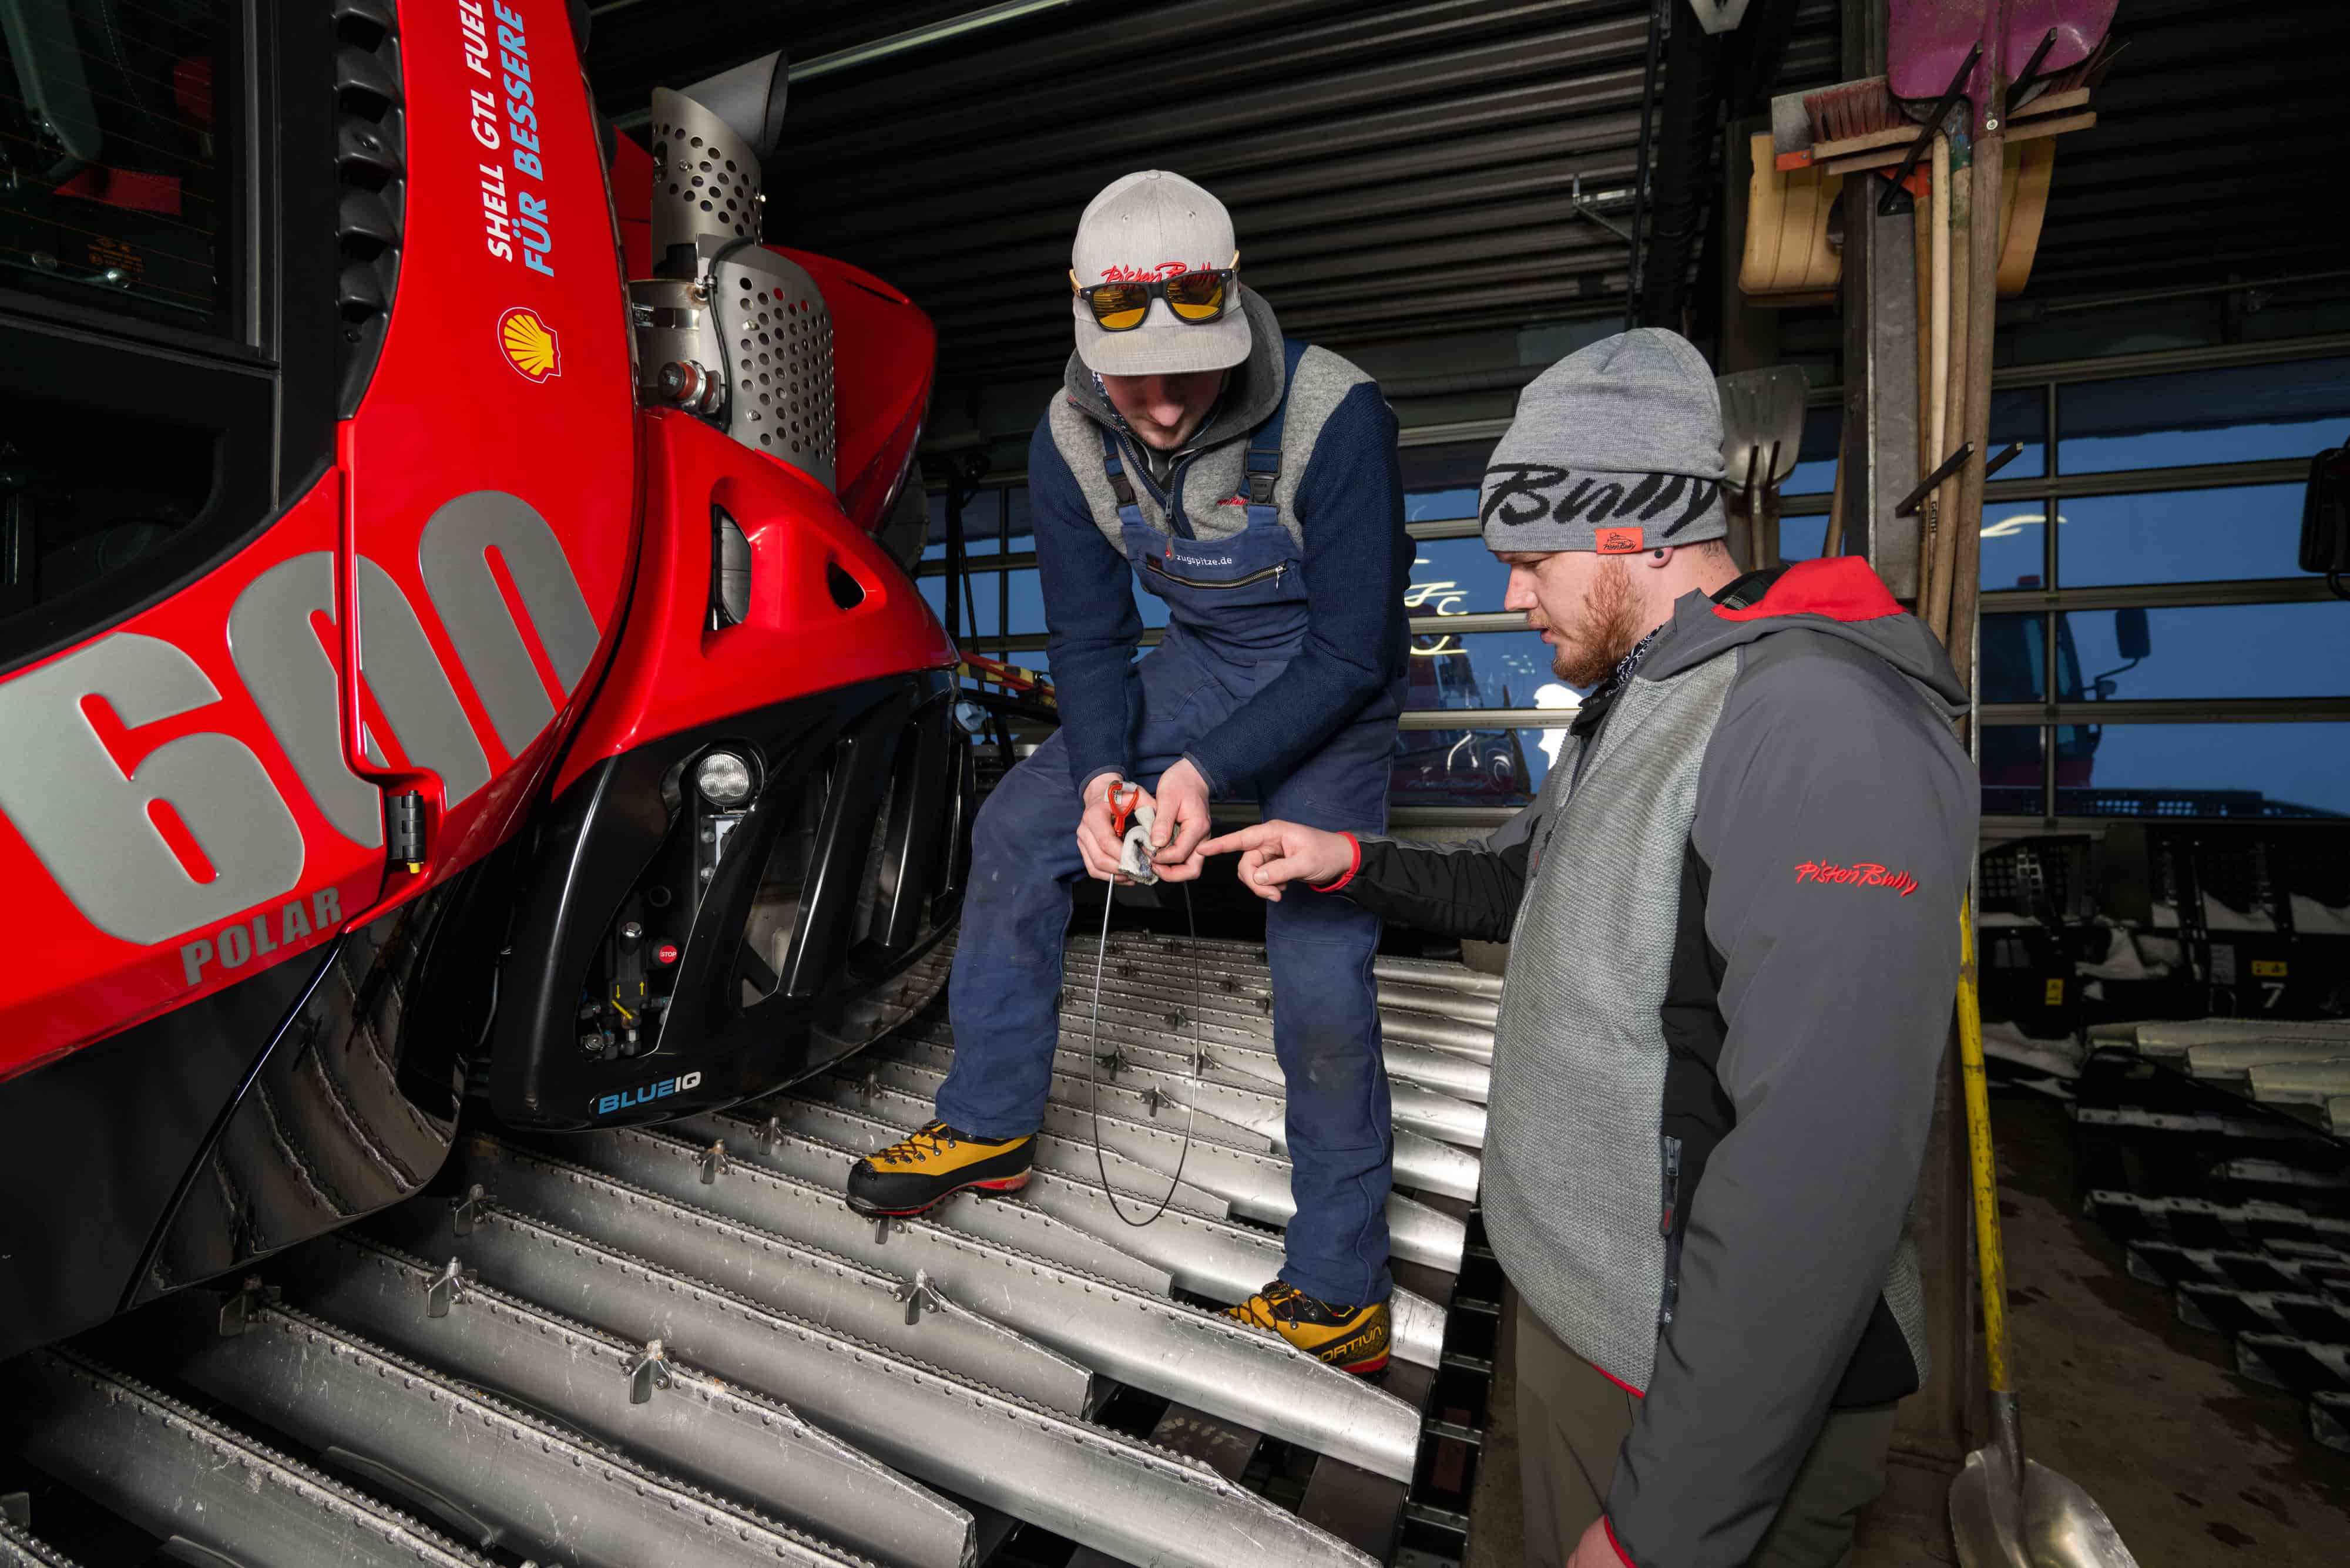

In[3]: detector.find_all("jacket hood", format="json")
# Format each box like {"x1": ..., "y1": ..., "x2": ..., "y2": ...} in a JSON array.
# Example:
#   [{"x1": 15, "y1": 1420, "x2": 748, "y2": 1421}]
[
  {"x1": 1640, "y1": 557, "x2": 1968, "y2": 717},
  {"x1": 1059, "y1": 287, "x2": 1288, "y2": 451}
]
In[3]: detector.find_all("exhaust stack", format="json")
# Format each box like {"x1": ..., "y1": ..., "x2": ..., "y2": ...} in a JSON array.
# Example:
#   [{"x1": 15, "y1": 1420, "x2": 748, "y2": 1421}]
[{"x1": 632, "y1": 55, "x2": 837, "y2": 491}]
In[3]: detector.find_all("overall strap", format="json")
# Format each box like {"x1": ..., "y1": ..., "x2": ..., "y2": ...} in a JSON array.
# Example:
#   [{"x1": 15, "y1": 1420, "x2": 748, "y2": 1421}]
[
  {"x1": 1095, "y1": 422, "x2": 1146, "y2": 523},
  {"x1": 1243, "y1": 338, "x2": 1312, "y2": 508}
]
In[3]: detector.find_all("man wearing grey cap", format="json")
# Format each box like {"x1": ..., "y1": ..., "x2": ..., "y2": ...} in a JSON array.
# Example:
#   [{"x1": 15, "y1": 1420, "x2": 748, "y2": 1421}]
[
  {"x1": 1207, "y1": 329, "x2": 1979, "y2": 1566},
  {"x1": 845, "y1": 171, "x2": 1415, "y2": 1372}
]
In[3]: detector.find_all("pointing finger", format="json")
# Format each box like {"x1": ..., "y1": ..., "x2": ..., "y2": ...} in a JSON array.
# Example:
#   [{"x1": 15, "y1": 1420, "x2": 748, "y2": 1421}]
[{"x1": 1199, "y1": 824, "x2": 1276, "y2": 857}]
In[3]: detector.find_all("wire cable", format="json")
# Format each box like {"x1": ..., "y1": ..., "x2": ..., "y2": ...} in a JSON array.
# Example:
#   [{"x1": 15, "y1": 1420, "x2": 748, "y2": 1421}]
[{"x1": 1084, "y1": 847, "x2": 1203, "y2": 1228}]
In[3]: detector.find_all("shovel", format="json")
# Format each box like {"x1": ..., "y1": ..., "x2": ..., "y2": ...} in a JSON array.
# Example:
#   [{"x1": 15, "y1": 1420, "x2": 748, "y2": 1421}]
[
  {"x1": 1949, "y1": 901, "x2": 2138, "y2": 1568},
  {"x1": 1715, "y1": 365, "x2": 1806, "y2": 568}
]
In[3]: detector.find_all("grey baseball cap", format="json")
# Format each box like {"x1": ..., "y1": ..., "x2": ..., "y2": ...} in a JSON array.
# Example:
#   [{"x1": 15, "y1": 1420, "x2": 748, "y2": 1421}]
[
  {"x1": 1479, "y1": 328, "x2": 1729, "y2": 555},
  {"x1": 1070, "y1": 170, "x2": 1252, "y2": 377}
]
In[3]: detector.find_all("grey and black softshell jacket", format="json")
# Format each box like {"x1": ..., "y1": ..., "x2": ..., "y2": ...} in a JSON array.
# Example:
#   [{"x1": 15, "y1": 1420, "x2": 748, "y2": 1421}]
[{"x1": 1326, "y1": 559, "x2": 1979, "y2": 1568}]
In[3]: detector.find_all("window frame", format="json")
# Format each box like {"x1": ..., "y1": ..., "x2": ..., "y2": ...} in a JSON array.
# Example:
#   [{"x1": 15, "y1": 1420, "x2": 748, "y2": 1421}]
[{"x1": 927, "y1": 334, "x2": 2350, "y2": 827}]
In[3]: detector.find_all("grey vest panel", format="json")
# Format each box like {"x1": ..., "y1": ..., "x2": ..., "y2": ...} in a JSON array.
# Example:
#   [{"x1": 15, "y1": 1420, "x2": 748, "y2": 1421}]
[
  {"x1": 1484, "y1": 658, "x2": 1735, "y2": 1391},
  {"x1": 1884, "y1": 1227, "x2": 1931, "y2": 1384},
  {"x1": 1046, "y1": 345, "x2": 1372, "y2": 556},
  {"x1": 1487, "y1": 650, "x2": 1931, "y2": 1394}
]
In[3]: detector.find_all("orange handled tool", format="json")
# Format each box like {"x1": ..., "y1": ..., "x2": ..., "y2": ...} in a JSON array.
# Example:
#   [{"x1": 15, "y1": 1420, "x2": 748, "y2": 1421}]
[{"x1": 1107, "y1": 784, "x2": 1159, "y2": 885}]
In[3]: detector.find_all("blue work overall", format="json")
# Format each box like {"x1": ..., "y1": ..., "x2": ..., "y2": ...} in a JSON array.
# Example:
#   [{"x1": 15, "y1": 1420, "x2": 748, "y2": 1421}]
[{"x1": 937, "y1": 345, "x2": 1401, "y2": 1306}]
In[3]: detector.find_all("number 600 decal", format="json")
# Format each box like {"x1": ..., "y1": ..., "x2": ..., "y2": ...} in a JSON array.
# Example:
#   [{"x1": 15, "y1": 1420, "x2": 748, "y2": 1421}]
[{"x1": 0, "y1": 491, "x2": 599, "y2": 948}]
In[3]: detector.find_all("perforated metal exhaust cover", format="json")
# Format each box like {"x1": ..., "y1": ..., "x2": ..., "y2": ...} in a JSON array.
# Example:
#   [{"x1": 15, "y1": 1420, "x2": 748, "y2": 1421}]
[
  {"x1": 709, "y1": 245, "x2": 838, "y2": 490},
  {"x1": 649, "y1": 86, "x2": 763, "y2": 257},
  {"x1": 645, "y1": 86, "x2": 837, "y2": 492}
]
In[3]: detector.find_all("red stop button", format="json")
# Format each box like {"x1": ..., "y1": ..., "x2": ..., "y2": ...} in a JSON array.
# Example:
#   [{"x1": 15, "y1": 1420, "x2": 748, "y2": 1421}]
[{"x1": 656, "y1": 943, "x2": 680, "y2": 966}]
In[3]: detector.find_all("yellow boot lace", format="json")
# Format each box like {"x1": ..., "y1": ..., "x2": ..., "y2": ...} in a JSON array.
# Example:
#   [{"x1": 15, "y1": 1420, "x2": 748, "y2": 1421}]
[
  {"x1": 1225, "y1": 1281, "x2": 1309, "y2": 1331},
  {"x1": 870, "y1": 1121, "x2": 960, "y2": 1169}
]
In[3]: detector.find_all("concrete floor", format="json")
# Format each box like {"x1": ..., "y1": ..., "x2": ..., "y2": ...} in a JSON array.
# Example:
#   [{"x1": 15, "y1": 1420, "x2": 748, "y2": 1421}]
[
  {"x1": 1977, "y1": 1094, "x2": 2350, "y2": 1566},
  {"x1": 1463, "y1": 1093, "x2": 2350, "y2": 1566}
]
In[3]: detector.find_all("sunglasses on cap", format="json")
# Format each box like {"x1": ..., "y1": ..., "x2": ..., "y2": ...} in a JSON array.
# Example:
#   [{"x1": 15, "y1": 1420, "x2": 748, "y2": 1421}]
[{"x1": 1069, "y1": 253, "x2": 1240, "y2": 332}]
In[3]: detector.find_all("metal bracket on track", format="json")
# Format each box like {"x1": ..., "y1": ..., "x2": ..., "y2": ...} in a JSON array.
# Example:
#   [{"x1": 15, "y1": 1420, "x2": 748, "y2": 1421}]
[
  {"x1": 626, "y1": 1338, "x2": 676, "y2": 1405},
  {"x1": 217, "y1": 1276, "x2": 280, "y2": 1337},
  {"x1": 892, "y1": 1269, "x2": 948, "y2": 1327},
  {"x1": 424, "y1": 1258, "x2": 476, "y2": 1319},
  {"x1": 451, "y1": 1183, "x2": 495, "y2": 1236}
]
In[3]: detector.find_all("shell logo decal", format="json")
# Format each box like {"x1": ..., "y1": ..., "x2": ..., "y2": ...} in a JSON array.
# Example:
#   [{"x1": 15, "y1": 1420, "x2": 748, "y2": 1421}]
[{"x1": 498, "y1": 305, "x2": 562, "y2": 382}]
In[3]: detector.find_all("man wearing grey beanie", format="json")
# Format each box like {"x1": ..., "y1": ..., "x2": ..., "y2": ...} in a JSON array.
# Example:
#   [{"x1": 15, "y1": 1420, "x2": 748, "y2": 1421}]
[{"x1": 1208, "y1": 328, "x2": 1980, "y2": 1568}]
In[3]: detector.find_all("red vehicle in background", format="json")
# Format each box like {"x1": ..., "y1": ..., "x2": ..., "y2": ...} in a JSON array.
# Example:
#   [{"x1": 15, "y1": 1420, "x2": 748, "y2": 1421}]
[{"x1": 0, "y1": 3, "x2": 965, "y2": 1361}]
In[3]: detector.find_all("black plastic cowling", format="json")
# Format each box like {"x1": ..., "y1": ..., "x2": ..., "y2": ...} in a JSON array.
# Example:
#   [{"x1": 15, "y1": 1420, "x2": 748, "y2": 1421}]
[{"x1": 488, "y1": 670, "x2": 970, "y2": 1131}]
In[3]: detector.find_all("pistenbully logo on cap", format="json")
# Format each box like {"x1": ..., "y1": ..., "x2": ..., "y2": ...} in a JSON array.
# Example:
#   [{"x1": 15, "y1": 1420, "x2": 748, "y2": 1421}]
[{"x1": 1103, "y1": 261, "x2": 1206, "y2": 283}]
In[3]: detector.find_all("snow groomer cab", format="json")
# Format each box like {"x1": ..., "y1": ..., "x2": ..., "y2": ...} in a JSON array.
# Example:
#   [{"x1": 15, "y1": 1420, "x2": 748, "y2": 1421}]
[{"x1": 0, "y1": 2, "x2": 965, "y2": 1363}]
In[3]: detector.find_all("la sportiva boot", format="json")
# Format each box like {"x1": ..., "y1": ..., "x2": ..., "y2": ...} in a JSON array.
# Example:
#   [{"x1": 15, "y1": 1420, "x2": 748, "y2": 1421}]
[
  {"x1": 1222, "y1": 1281, "x2": 1391, "y2": 1375},
  {"x1": 844, "y1": 1120, "x2": 1035, "y2": 1217}
]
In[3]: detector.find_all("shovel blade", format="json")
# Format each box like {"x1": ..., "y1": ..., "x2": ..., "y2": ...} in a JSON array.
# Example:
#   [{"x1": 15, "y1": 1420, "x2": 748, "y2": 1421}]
[
  {"x1": 1951, "y1": 1450, "x2": 2139, "y2": 1568},
  {"x1": 1715, "y1": 366, "x2": 1807, "y2": 493}
]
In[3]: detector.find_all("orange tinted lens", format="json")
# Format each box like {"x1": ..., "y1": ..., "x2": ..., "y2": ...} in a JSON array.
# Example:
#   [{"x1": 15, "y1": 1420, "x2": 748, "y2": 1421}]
[
  {"x1": 1164, "y1": 271, "x2": 1226, "y2": 320},
  {"x1": 1089, "y1": 283, "x2": 1149, "y2": 330}
]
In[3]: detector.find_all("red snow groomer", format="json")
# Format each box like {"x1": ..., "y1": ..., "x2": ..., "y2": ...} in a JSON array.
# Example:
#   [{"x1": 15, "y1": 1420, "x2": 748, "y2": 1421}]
[{"x1": 0, "y1": 11, "x2": 964, "y2": 1362}]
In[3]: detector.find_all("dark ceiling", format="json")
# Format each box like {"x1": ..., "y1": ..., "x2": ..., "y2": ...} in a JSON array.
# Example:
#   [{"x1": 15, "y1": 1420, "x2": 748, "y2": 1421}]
[
  {"x1": 588, "y1": 1, "x2": 1839, "y2": 399},
  {"x1": 583, "y1": 1, "x2": 2346, "y2": 405},
  {"x1": 2026, "y1": 0, "x2": 2349, "y2": 299}
]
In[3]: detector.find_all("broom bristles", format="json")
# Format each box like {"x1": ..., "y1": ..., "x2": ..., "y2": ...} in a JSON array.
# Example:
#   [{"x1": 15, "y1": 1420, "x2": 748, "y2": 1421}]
[{"x1": 1804, "y1": 77, "x2": 1902, "y2": 143}]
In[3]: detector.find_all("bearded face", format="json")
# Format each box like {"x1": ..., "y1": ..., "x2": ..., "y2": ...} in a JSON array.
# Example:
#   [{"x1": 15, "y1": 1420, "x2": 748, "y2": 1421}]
[
  {"x1": 1551, "y1": 555, "x2": 1646, "y2": 688},
  {"x1": 1503, "y1": 552, "x2": 1648, "y2": 690}
]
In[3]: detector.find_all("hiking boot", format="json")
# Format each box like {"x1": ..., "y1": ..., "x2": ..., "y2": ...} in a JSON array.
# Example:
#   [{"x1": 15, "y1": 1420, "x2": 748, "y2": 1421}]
[
  {"x1": 844, "y1": 1120, "x2": 1034, "y2": 1217},
  {"x1": 1222, "y1": 1281, "x2": 1391, "y2": 1375}
]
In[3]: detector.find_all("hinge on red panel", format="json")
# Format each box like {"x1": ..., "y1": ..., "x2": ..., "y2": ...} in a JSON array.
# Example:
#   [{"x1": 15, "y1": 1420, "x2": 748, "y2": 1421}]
[{"x1": 388, "y1": 791, "x2": 425, "y2": 872}]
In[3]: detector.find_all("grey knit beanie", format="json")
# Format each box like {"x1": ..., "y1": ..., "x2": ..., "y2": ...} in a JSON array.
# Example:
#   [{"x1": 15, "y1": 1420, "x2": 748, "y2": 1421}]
[{"x1": 1479, "y1": 328, "x2": 1727, "y2": 555}]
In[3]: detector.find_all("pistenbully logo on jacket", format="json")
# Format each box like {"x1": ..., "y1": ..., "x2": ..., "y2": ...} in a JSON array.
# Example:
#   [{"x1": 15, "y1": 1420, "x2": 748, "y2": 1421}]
[{"x1": 1793, "y1": 859, "x2": 1919, "y2": 897}]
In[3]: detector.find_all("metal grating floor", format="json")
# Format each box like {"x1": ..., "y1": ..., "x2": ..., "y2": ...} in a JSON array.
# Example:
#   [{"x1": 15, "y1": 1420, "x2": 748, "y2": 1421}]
[{"x1": 1, "y1": 930, "x2": 1499, "y2": 1568}]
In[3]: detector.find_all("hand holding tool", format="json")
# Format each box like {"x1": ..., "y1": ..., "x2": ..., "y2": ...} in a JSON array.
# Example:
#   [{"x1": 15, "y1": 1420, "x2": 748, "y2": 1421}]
[{"x1": 1108, "y1": 785, "x2": 1161, "y2": 886}]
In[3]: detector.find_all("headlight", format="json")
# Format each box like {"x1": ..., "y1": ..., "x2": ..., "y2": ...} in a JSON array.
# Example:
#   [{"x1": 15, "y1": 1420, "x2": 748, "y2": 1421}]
[{"x1": 696, "y1": 751, "x2": 754, "y2": 805}]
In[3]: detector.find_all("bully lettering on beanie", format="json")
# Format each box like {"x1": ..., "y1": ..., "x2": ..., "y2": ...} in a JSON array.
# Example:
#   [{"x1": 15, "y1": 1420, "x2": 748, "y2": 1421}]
[{"x1": 1480, "y1": 328, "x2": 1730, "y2": 555}]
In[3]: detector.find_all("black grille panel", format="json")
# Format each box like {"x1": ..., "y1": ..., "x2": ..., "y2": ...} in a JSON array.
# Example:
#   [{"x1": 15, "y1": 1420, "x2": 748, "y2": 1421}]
[{"x1": 332, "y1": 0, "x2": 404, "y2": 416}]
